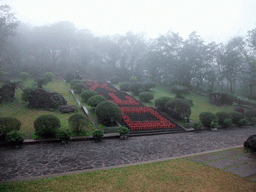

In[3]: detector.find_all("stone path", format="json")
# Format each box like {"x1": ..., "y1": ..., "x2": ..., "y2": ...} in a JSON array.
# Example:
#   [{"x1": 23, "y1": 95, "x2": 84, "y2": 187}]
[{"x1": 0, "y1": 127, "x2": 256, "y2": 182}]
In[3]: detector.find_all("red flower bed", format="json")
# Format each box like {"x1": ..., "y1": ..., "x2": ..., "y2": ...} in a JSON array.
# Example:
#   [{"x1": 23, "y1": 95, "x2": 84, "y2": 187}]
[
  {"x1": 121, "y1": 107, "x2": 176, "y2": 130},
  {"x1": 108, "y1": 92, "x2": 139, "y2": 105}
]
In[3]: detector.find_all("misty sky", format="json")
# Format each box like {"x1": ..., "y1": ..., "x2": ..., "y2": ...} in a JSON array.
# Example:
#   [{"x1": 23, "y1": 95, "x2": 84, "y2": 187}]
[{"x1": 2, "y1": 0, "x2": 256, "y2": 42}]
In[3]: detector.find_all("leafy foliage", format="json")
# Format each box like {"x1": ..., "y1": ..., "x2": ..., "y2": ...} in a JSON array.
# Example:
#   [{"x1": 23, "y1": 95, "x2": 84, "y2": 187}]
[
  {"x1": 130, "y1": 83, "x2": 143, "y2": 96},
  {"x1": 21, "y1": 87, "x2": 36, "y2": 103},
  {"x1": 172, "y1": 85, "x2": 190, "y2": 98},
  {"x1": 139, "y1": 92, "x2": 154, "y2": 102},
  {"x1": 118, "y1": 126, "x2": 130, "y2": 135},
  {"x1": 73, "y1": 83, "x2": 87, "y2": 94},
  {"x1": 110, "y1": 76, "x2": 120, "y2": 84},
  {"x1": 95, "y1": 101, "x2": 122, "y2": 126},
  {"x1": 34, "y1": 114, "x2": 60, "y2": 138},
  {"x1": 120, "y1": 82, "x2": 131, "y2": 91},
  {"x1": 155, "y1": 96, "x2": 171, "y2": 110},
  {"x1": 165, "y1": 98, "x2": 191, "y2": 120},
  {"x1": 229, "y1": 111, "x2": 244, "y2": 125},
  {"x1": 0, "y1": 117, "x2": 21, "y2": 139},
  {"x1": 245, "y1": 110, "x2": 256, "y2": 121},
  {"x1": 20, "y1": 72, "x2": 29, "y2": 81},
  {"x1": 70, "y1": 79, "x2": 82, "y2": 88},
  {"x1": 199, "y1": 112, "x2": 218, "y2": 128},
  {"x1": 35, "y1": 78, "x2": 48, "y2": 88},
  {"x1": 45, "y1": 72, "x2": 54, "y2": 82},
  {"x1": 223, "y1": 118, "x2": 232, "y2": 128},
  {"x1": 237, "y1": 118, "x2": 248, "y2": 127},
  {"x1": 56, "y1": 127, "x2": 72, "y2": 139},
  {"x1": 81, "y1": 90, "x2": 98, "y2": 103},
  {"x1": 215, "y1": 112, "x2": 233, "y2": 125},
  {"x1": 5, "y1": 130, "x2": 24, "y2": 143},
  {"x1": 68, "y1": 114, "x2": 91, "y2": 133},
  {"x1": 87, "y1": 95, "x2": 107, "y2": 108},
  {"x1": 65, "y1": 72, "x2": 76, "y2": 83}
]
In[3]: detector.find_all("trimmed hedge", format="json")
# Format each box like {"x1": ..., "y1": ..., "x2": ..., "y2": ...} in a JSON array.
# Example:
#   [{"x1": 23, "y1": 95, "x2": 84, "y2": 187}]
[
  {"x1": 165, "y1": 98, "x2": 191, "y2": 120},
  {"x1": 0, "y1": 117, "x2": 21, "y2": 140},
  {"x1": 110, "y1": 76, "x2": 120, "y2": 84},
  {"x1": 155, "y1": 96, "x2": 171, "y2": 110},
  {"x1": 87, "y1": 95, "x2": 107, "y2": 108},
  {"x1": 45, "y1": 72, "x2": 54, "y2": 82},
  {"x1": 95, "y1": 101, "x2": 122, "y2": 126},
  {"x1": 245, "y1": 110, "x2": 256, "y2": 121},
  {"x1": 22, "y1": 87, "x2": 36, "y2": 103},
  {"x1": 70, "y1": 79, "x2": 82, "y2": 88},
  {"x1": 229, "y1": 111, "x2": 244, "y2": 125},
  {"x1": 73, "y1": 83, "x2": 87, "y2": 94},
  {"x1": 34, "y1": 114, "x2": 60, "y2": 138},
  {"x1": 65, "y1": 72, "x2": 76, "y2": 83},
  {"x1": 81, "y1": 90, "x2": 98, "y2": 103},
  {"x1": 68, "y1": 114, "x2": 91, "y2": 133},
  {"x1": 139, "y1": 92, "x2": 154, "y2": 102},
  {"x1": 199, "y1": 112, "x2": 218, "y2": 128},
  {"x1": 120, "y1": 82, "x2": 131, "y2": 92},
  {"x1": 130, "y1": 83, "x2": 143, "y2": 96},
  {"x1": 215, "y1": 112, "x2": 233, "y2": 125}
]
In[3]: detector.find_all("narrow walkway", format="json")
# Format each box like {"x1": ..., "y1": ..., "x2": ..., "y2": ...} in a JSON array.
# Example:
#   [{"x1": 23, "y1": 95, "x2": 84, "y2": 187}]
[{"x1": 0, "y1": 127, "x2": 255, "y2": 182}]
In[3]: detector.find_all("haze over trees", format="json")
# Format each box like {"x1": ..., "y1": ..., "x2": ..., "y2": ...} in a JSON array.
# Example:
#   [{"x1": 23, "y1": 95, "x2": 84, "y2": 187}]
[{"x1": 1, "y1": 4, "x2": 256, "y2": 99}]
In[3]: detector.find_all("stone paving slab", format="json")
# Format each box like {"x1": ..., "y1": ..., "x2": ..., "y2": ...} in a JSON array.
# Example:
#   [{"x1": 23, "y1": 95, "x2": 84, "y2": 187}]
[
  {"x1": 0, "y1": 127, "x2": 256, "y2": 182},
  {"x1": 205, "y1": 158, "x2": 242, "y2": 169},
  {"x1": 225, "y1": 164, "x2": 256, "y2": 177}
]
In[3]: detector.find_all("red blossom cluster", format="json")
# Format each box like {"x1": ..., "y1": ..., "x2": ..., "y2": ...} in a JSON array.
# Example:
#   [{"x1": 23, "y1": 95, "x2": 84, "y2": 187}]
[
  {"x1": 100, "y1": 84, "x2": 117, "y2": 92},
  {"x1": 121, "y1": 107, "x2": 176, "y2": 130},
  {"x1": 108, "y1": 93, "x2": 139, "y2": 105},
  {"x1": 87, "y1": 81, "x2": 99, "y2": 90}
]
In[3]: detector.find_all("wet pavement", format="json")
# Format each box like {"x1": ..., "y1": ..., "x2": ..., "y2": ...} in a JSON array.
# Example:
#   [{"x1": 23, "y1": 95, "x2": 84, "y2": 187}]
[{"x1": 0, "y1": 126, "x2": 256, "y2": 182}]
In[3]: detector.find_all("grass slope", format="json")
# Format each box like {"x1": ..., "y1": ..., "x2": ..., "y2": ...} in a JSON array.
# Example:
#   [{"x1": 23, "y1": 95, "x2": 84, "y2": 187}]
[{"x1": 0, "y1": 157, "x2": 255, "y2": 192}]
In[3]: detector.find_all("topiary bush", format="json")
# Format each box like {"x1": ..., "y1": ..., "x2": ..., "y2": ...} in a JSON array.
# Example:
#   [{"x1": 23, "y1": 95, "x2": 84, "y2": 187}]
[
  {"x1": 21, "y1": 87, "x2": 36, "y2": 103},
  {"x1": 142, "y1": 80, "x2": 156, "y2": 91},
  {"x1": 20, "y1": 72, "x2": 29, "y2": 81},
  {"x1": 172, "y1": 85, "x2": 190, "y2": 98},
  {"x1": 120, "y1": 82, "x2": 131, "y2": 92},
  {"x1": 95, "y1": 101, "x2": 122, "y2": 126},
  {"x1": 237, "y1": 119, "x2": 248, "y2": 127},
  {"x1": 245, "y1": 110, "x2": 256, "y2": 121},
  {"x1": 229, "y1": 111, "x2": 244, "y2": 125},
  {"x1": 5, "y1": 130, "x2": 24, "y2": 144},
  {"x1": 73, "y1": 83, "x2": 87, "y2": 94},
  {"x1": 110, "y1": 76, "x2": 120, "y2": 84},
  {"x1": 139, "y1": 92, "x2": 154, "y2": 102},
  {"x1": 0, "y1": 117, "x2": 21, "y2": 140},
  {"x1": 81, "y1": 90, "x2": 98, "y2": 103},
  {"x1": 34, "y1": 114, "x2": 60, "y2": 138},
  {"x1": 130, "y1": 83, "x2": 143, "y2": 96},
  {"x1": 223, "y1": 118, "x2": 232, "y2": 128},
  {"x1": 65, "y1": 72, "x2": 76, "y2": 83},
  {"x1": 215, "y1": 112, "x2": 233, "y2": 125},
  {"x1": 68, "y1": 114, "x2": 91, "y2": 133},
  {"x1": 35, "y1": 78, "x2": 48, "y2": 88},
  {"x1": 155, "y1": 96, "x2": 171, "y2": 110},
  {"x1": 45, "y1": 72, "x2": 54, "y2": 82},
  {"x1": 70, "y1": 79, "x2": 82, "y2": 88},
  {"x1": 87, "y1": 95, "x2": 107, "y2": 108},
  {"x1": 165, "y1": 98, "x2": 191, "y2": 120},
  {"x1": 199, "y1": 112, "x2": 218, "y2": 128}
]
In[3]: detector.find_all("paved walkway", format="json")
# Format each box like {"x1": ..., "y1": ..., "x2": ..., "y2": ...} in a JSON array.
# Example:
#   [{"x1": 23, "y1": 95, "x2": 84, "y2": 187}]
[{"x1": 0, "y1": 127, "x2": 256, "y2": 182}]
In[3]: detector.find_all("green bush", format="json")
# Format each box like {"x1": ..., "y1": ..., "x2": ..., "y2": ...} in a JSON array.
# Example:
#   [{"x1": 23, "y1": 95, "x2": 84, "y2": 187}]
[
  {"x1": 35, "y1": 78, "x2": 48, "y2": 88},
  {"x1": 87, "y1": 95, "x2": 107, "y2": 108},
  {"x1": 130, "y1": 76, "x2": 138, "y2": 83},
  {"x1": 68, "y1": 114, "x2": 91, "y2": 133},
  {"x1": 0, "y1": 71, "x2": 7, "y2": 82},
  {"x1": 70, "y1": 79, "x2": 82, "y2": 88},
  {"x1": 65, "y1": 72, "x2": 76, "y2": 83},
  {"x1": 210, "y1": 121, "x2": 218, "y2": 128},
  {"x1": 118, "y1": 126, "x2": 130, "y2": 135},
  {"x1": 237, "y1": 118, "x2": 248, "y2": 127},
  {"x1": 142, "y1": 81, "x2": 156, "y2": 91},
  {"x1": 5, "y1": 130, "x2": 24, "y2": 143},
  {"x1": 172, "y1": 85, "x2": 190, "y2": 98},
  {"x1": 199, "y1": 112, "x2": 218, "y2": 128},
  {"x1": 139, "y1": 92, "x2": 154, "y2": 102},
  {"x1": 81, "y1": 90, "x2": 98, "y2": 103},
  {"x1": 45, "y1": 72, "x2": 54, "y2": 82},
  {"x1": 185, "y1": 99, "x2": 193, "y2": 107},
  {"x1": 73, "y1": 83, "x2": 87, "y2": 94},
  {"x1": 120, "y1": 82, "x2": 131, "y2": 91},
  {"x1": 165, "y1": 98, "x2": 191, "y2": 120},
  {"x1": 229, "y1": 111, "x2": 244, "y2": 125},
  {"x1": 193, "y1": 122, "x2": 202, "y2": 131},
  {"x1": 93, "y1": 129, "x2": 104, "y2": 142},
  {"x1": 215, "y1": 112, "x2": 233, "y2": 125},
  {"x1": 95, "y1": 101, "x2": 122, "y2": 126},
  {"x1": 245, "y1": 110, "x2": 256, "y2": 121},
  {"x1": 34, "y1": 114, "x2": 60, "y2": 138},
  {"x1": 20, "y1": 72, "x2": 29, "y2": 81},
  {"x1": 22, "y1": 87, "x2": 36, "y2": 103},
  {"x1": 0, "y1": 117, "x2": 21, "y2": 140},
  {"x1": 223, "y1": 118, "x2": 232, "y2": 128},
  {"x1": 56, "y1": 127, "x2": 72, "y2": 139},
  {"x1": 130, "y1": 83, "x2": 143, "y2": 96},
  {"x1": 110, "y1": 76, "x2": 120, "y2": 84},
  {"x1": 155, "y1": 96, "x2": 171, "y2": 110}
]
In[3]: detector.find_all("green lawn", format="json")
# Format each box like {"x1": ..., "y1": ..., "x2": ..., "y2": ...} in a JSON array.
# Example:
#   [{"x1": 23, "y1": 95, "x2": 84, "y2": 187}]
[
  {"x1": 0, "y1": 79, "x2": 84, "y2": 139},
  {"x1": 1, "y1": 155, "x2": 255, "y2": 192}
]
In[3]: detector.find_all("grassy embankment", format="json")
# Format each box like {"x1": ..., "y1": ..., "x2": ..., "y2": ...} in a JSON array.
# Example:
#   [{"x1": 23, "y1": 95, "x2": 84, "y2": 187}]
[
  {"x1": 0, "y1": 79, "x2": 83, "y2": 139},
  {"x1": 1, "y1": 151, "x2": 255, "y2": 192}
]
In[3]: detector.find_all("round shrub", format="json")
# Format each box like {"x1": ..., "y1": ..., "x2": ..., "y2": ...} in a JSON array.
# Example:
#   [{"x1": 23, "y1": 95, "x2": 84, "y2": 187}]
[
  {"x1": 130, "y1": 83, "x2": 143, "y2": 96},
  {"x1": 155, "y1": 96, "x2": 171, "y2": 110},
  {"x1": 87, "y1": 95, "x2": 107, "y2": 108},
  {"x1": 139, "y1": 92, "x2": 154, "y2": 102},
  {"x1": 20, "y1": 72, "x2": 29, "y2": 81},
  {"x1": 22, "y1": 87, "x2": 36, "y2": 103},
  {"x1": 215, "y1": 112, "x2": 233, "y2": 125},
  {"x1": 45, "y1": 72, "x2": 54, "y2": 82},
  {"x1": 238, "y1": 119, "x2": 248, "y2": 127},
  {"x1": 165, "y1": 98, "x2": 191, "y2": 120},
  {"x1": 6, "y1": 130, "x2": 24, "y2": 143},
  {"x1": 34, "y1": 114, "x2": 60, "y2": 138},
  {"x1": 0, "y1": 117, "x2": 21, "y2": 139},
  {"x1": 70, "y1": 79, "x2": 82, "y2": 88},
  {"x1": 73, "y1": 83, "x2": 87, "y2": 94},
  {"x1": 223, "y1": 118, "x2": 232, "y2": 128},
  {"x1": 95, "y1": 101, "x2": 122, "y2": 126},
  {"x1": 120, "y1": 82, "x2": 131, "y2": 91},
  {"x1": 172, "y1": 85, "x2": 190, "y2": 98},
  {"x1": 130, "y1": 76, "x2": 138, "y2": 83},
  {"x1": 81, "y1": 90, "x2": 98, "y2": 103},
  {"x1": 245, "y1": 110, "x2": 256, "y2": 121},
  {"x1": 229, "y1": 111, "x2": 244, "y2": 125},
  {"x1": 199, "y1": 112, "x2": 218, "y2": 128},
  {"x1": 65, "y1": 72, "x2": 76, "y2": 83},
  {"x1": 110, "y1": 76, "x2": 120, "y2": 84},
  {"x1": 142, "y1": 81, "x2": 156, "y2": 91},
  {"x1": 68, "y1": 114, "x2": 91, "y2": 133}
]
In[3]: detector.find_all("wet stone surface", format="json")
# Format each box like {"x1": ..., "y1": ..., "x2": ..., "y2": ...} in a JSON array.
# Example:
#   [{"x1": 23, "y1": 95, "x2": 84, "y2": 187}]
[{"x1": 0, "y1": 127, "x2": 256, "y2": 182}]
